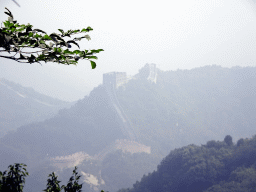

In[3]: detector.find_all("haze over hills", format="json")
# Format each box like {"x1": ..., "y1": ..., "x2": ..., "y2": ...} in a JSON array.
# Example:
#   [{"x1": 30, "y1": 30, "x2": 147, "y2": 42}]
[
  {"x1": 0, "y1": 62, "x2": 93, "y2": 102},
  {"x1": 1, "y1": 64, "x2": 256, "y2": 191},
  {"x1": 0, "y1": 78, "x2": 75, "y2": 138},
  {"x1": 117, "y1": 65, "x2": 256, "y2": 152}
]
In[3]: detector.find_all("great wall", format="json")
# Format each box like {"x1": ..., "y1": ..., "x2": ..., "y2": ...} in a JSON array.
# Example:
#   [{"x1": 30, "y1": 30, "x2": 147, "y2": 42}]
[
  {"x1": 102, "y1": 63, "x2": 157, "y2": 142},
  {"x1": 47, "y1": 63, "x2": 157, "y2": 169}
]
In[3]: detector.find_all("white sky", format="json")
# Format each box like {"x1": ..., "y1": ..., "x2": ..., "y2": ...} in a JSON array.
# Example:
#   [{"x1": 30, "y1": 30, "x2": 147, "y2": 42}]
[{"x1": 1, "y1": 0, "x2": 256, "y2": 101}]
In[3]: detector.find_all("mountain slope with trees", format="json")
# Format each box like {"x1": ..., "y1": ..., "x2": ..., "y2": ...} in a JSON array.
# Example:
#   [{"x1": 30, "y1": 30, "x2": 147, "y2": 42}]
[
  {"x1": 118, "y1": 135, "x2": 256, "y2": 192},
  {"x1": 117, "y1": 65, "x2": 256, "y2": 155},
  {"x1": 1, "y1": 65, "x2": 256, "y2": 191}
]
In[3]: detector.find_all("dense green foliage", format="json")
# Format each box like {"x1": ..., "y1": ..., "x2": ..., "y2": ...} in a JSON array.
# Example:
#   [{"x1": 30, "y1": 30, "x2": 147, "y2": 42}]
[
  {"x1": 0, "y1": 8, "x2": 103, "y2": 67},
  {"x1": 101, "y1": 150, "x2": 160, "y2": 192},
  {"x1": 0, "y1": 164, "x2": 105, "y2": 192},
  {"x1": 0, "y1": 163, "x2": 28, "y2": 192},
  {"x1": 118, "y1": 135, "x2": 256, "y2": 192},
  {"x1": 224, "y1": 135, "x2": 233, "y2": 146}
]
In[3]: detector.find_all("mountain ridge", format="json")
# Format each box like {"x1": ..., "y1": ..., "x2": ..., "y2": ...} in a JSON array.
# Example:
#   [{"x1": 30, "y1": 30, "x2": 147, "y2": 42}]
[
  {"x1": 0, "y1": 78, "x2": 75, "y2": 138},
  {"x1": 1, "y1": 64, "x2": 256, "y2": 192}
]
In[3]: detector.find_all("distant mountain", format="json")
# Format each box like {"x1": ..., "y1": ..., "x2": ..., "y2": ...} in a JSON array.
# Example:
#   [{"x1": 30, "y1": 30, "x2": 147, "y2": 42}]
[
  {"x1": 114, "y1": 65, "x2": 256, "y2": 155},
  {"x1": 0, "y1": 78, "x2": 75, "y2": 137},
  {"x1": 1, "y1": 64, "x2": 256, "y2": 192}
]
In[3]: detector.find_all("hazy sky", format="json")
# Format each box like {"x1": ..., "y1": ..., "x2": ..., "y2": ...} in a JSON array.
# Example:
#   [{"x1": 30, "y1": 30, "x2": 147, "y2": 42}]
[{"x1": 1, "y1": 0, "x2": 256, "y2": 101}]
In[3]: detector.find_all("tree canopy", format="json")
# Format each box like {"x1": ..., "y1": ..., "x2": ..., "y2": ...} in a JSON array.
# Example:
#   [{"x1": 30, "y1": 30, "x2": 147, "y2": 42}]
[
  {"x1": 0, "y1": 163, "x2": 106, "y2": 192},
  {"x1": 0, "y1": 7, "x2": 104, "y2": 68}
]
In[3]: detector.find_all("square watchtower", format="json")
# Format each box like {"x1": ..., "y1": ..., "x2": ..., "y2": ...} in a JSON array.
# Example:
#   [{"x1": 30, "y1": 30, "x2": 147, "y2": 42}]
[
  {"x1": 103, "y1": 72, "x2": 127, "y2": 89},
  {"x1": 138, "y1": 63, "x2": 157, "y2": 82}
]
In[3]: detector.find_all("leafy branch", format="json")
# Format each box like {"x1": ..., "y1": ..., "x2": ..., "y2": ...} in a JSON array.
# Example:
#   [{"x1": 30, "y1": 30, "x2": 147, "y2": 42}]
[
  {"x1": 0, "y1": 163, "x2": 106, "y2": 192},
  {"x1": 0, "y1": 7, "x2": 104, "y2": 69},
  {"x1": 0, "y1": 163, "x2": 29, "y2": 192}
]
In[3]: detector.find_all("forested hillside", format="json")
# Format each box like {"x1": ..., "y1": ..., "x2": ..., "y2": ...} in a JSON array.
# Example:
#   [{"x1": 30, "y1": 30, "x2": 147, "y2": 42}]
[
  {"x1": 117, "y1": 65, "x2": 256, "y2": 155},
  {"x1": 1, "y1": 64, "x2": 256, "y2": 192},
  {"x1": 118, "y1": 135, "x2": 256, "y2": 192}
]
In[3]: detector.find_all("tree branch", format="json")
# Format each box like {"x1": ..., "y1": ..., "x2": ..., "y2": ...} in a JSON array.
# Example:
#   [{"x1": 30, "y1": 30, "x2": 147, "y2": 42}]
[{"x1": 0, "y1": 7, "x2": 104, "y2": 68}]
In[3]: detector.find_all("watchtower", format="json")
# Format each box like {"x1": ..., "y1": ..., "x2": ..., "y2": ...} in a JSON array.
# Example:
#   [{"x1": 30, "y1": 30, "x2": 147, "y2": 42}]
[
  {"x1": 103, "y1": 72, "x2": 127, "y2": 89},
  {"x1": 138, "y1": 63, "x2": 157, "y2": 82}
]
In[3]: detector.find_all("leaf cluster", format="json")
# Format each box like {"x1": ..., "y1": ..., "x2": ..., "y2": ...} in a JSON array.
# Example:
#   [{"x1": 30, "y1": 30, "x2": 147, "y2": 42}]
[
  {"x1": 0, "y1": 163, "x2": 106, "y2": 192},
  {"x1": 0, "y1": 163, "x2": 28, "y2": 192},
  {"x1": 0, "y1": 8, "x2": 104, "y2": 68},
  {"x1": 43, "y1": 166, "x2": 83, "y2": 192}
]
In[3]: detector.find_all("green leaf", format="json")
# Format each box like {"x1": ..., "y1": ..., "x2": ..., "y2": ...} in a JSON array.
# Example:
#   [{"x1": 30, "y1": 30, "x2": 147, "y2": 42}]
[
  {"x1": 90, "y1": 60, "x2": 96, "y2": 69},
  {"x1": 73, "y1": 34, "x2": 91, "y2": 41},
  {"x1": 34, "y1": 33, "x2": 42, "y2": 38},
  {"x1": 87, "y1": 56, "x2": 98, "y2": 60},
  {"x1": 4, "y1": 7, "x2": 13, "y2": 18},
  {"x1": 8, "y1": 22, "x2": 14, "y2": 28},
  {"x1": 19, "y1": 53, "x2": 26, "y2": 59},
  {"x1": 63, "y1": 32, "x2": 71, "y2": 37},
  {"x1": 89, "y1": 49, "x2": 103, "y2": 53},
  {"x1": 33, "y1": 29, "x2": 46, "y2": 34},
  {"x1": 50, "y1": 33, "x2": 65, "y2": 43},
  {"x1": 11, "y1": 27, "x2": 16, "y2": 32},
  {"x1": 73, "y1": 29, "x2": 80, "y2": 34},
  {"x1": 67, "y1": 40, "x2": 80, "y2": 49},
  {"x1": 78, "y1": 51, "x2": 86, "y2": 57},
  {"x1": 3, "y1": 21, "x2": 11, "y2": 27},
  {"x1": 63, "y1": 29, "x2": 74, "y2": 37},
  {"x1": 73, "y1": 37, "x2": 82, "y2": 41},
  {"x1": 58, "y1": 29, "x2": 64, "y2": 34},
  {"x1": 26, "y1": 26, "x2": 32, "y2": 33},
  {"x1": 81, "y1": 26, "x2": 93, "y2": 32},
  {"x1": 39, "y1": 40, "x2": 45, "y2": 44},
  {"x1": 4, "y1": 11, "x2": 12, "y2": 18},
  {"x1": 93, "y1": 49, "x2": 104, "y2": 53},
  {"x1": 42, "y1": 35, "x2": 52, "y2": 40},
  {"x1": 57, "y1": 48, "x2": 62, "y2": 53},
  {"x1": 84, "y1": 34, "x2": 91, "y2": 41},
  {"x1": 49, "y1": 33, "x2": 59, "y2": 39},
  {"x1": 17, "y1": 27, "x2": 25, "y2": 32},
  {"x1": 58, "y1": 41, "x2": 67, "y2": 47},
  {"x1": 73, "y1": 50, "x2": 81, "y2": 54},
  {"x1": 63, "y1": 49, "x2": 72, "y2": 54}
]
